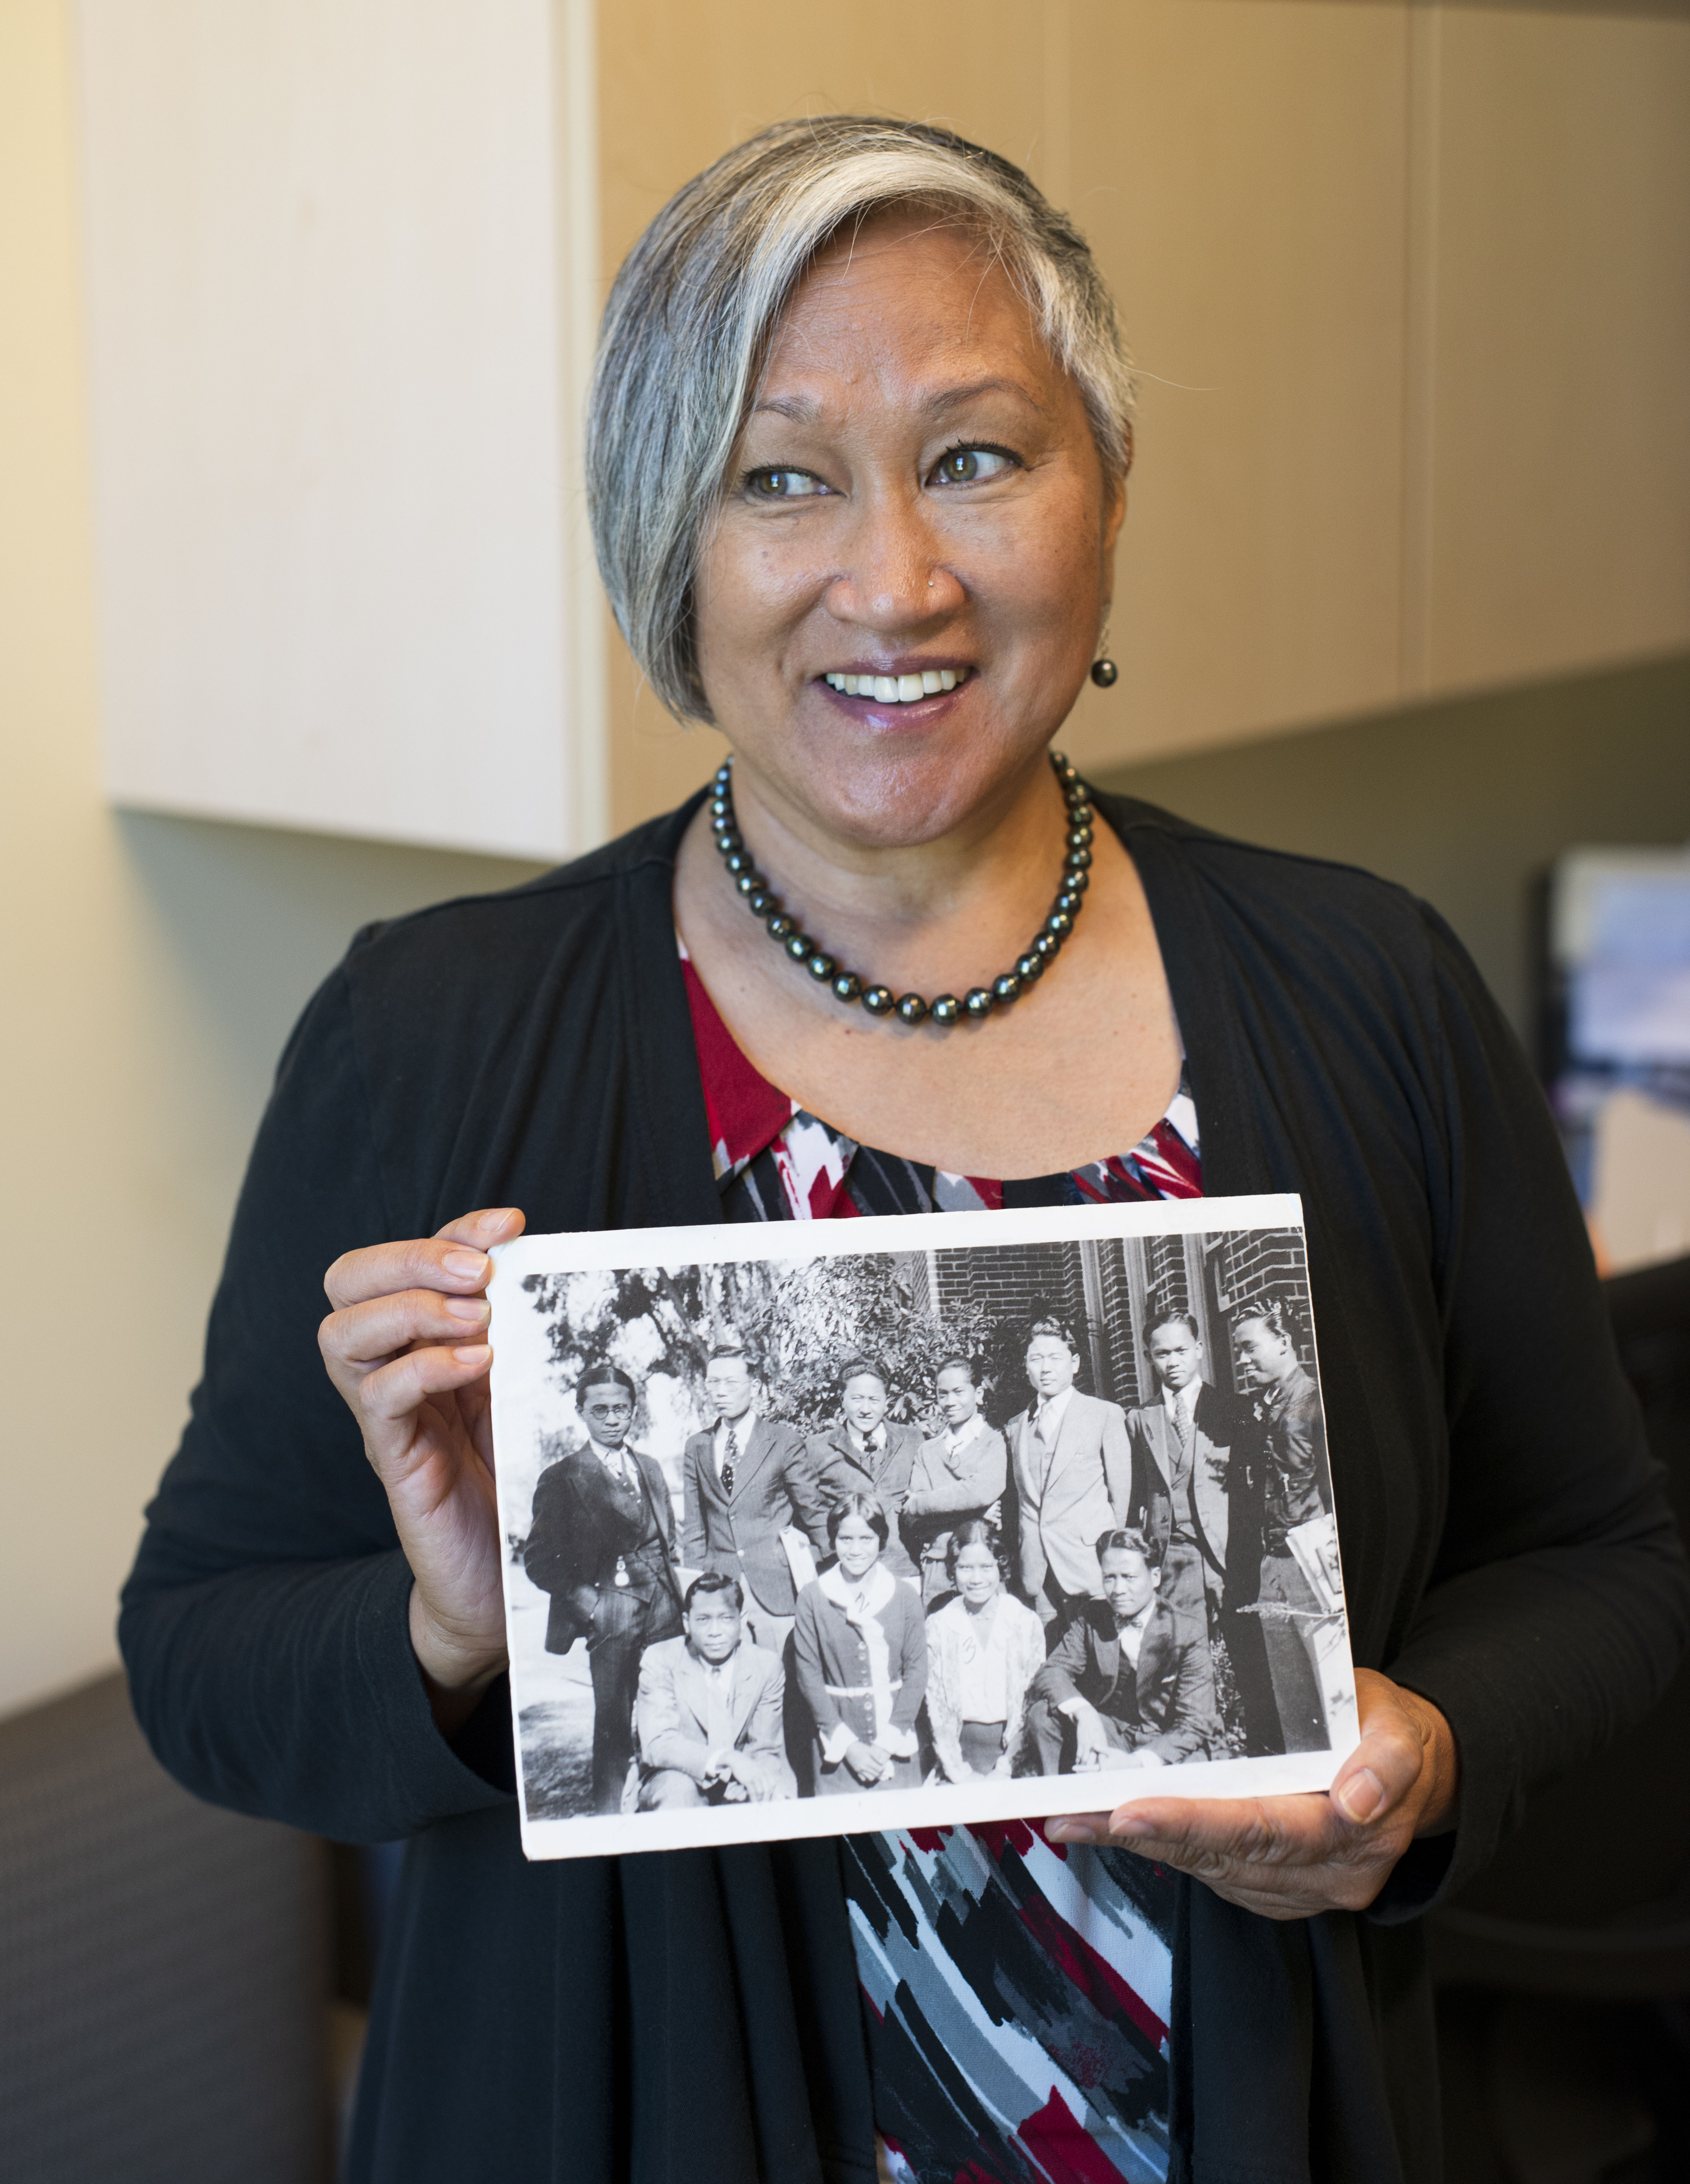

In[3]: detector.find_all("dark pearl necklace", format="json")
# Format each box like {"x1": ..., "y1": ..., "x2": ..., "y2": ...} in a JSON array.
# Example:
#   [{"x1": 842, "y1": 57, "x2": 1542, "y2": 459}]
[{"x1": 709, "y1": 749, "x2": 1095, "y2": 1026}]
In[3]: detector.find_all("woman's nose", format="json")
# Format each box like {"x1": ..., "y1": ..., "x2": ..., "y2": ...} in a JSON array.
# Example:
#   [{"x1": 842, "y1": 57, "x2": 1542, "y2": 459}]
[{"x1": 824, "y1": 491, "x2": 960, "y2": 628}]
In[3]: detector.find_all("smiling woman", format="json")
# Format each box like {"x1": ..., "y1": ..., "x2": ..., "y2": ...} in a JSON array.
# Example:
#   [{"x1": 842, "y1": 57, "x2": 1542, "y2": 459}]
[
  {"x1": 119, "y1": 117, "x2": 1687, "y2": 2184},
  {"x1": 652, "y1": 178, "x2": 1174, "y2": 1178}
]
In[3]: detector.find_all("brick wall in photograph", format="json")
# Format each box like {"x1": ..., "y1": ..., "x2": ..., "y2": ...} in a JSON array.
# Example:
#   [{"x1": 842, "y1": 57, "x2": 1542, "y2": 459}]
[
  {"x1": 1213, "y1": 1227, "x2": 1316, "y2": 1368},
  {"x1": 1095, "y1": 1238, "x2": 1143, "y2": 1410},
  {"x1": 1142, "y1": 1233, "x2": 1189, "y2": 1317},
  {"x1": 933, "y1": 1239, "x2": 1099, "y2": 1417},
  {"x1": 935, "y1": 1240, "x2": 1086, "y2": 1345}
]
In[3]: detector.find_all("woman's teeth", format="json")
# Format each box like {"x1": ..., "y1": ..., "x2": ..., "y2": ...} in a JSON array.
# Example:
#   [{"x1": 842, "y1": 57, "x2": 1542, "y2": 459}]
[{"x1": 822, "y1": 668, "x2": 968, "y2": 703}]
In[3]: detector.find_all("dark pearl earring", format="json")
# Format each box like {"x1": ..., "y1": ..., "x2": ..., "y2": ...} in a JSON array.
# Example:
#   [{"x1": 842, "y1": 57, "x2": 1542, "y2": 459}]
[{"x1": 1090, "y1": 656, "x2": 1119, "y2": 688}]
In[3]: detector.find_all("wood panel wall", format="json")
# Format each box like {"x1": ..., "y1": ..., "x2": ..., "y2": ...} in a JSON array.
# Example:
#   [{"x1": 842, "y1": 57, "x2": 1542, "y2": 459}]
[{"x1": 597, "y1": 0, "x2": 1690, "y2": 827}]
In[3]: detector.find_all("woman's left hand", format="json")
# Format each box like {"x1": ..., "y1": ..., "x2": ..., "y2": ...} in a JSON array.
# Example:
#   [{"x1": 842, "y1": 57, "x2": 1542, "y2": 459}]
[{"x1": 1045, "y1": 1669, "x2": 1459, "y2": 1920}]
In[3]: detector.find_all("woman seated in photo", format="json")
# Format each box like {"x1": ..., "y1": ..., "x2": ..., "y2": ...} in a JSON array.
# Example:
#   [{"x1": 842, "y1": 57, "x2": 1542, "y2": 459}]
[
  {"x1": 922, "y1": 1520, "x2": 1045, "y2": 1783},
  {"x1": 793, "y1": 1494, "x2": 927, "y2": 1794}
]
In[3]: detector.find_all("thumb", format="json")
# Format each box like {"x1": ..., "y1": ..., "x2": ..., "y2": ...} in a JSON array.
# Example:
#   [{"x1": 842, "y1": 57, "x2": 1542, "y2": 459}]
[
  {"x1": 1330, "y1": 1673, "x2": 1424, "y2": 1825},
  {"x1": 434, "y1": 1206, "x2": 526, "y2": 1251}
]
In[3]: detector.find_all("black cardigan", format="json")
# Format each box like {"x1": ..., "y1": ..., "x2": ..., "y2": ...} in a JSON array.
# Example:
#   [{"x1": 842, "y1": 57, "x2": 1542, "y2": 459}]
[{"x1": 120, "y1": 792, "x2": 1689, "y2": 2184}]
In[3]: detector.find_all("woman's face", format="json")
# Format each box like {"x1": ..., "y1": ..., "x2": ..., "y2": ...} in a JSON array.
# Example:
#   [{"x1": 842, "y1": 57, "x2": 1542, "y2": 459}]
[
  {"x1": 954, "y1": 1540, "x2": 1001, "y2": 1608},
  {"x1": 833, "y1": 1512, "x2": 883, "y2": 1579},
  {"x1": 695, "y1": 209, "x2": 1124, "y2": 850}
]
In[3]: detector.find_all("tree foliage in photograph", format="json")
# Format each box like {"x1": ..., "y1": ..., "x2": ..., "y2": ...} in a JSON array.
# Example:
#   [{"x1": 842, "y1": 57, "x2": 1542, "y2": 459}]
[
  {"x1": 523, "y1": 1252, "x2": 1019, "y2": 1436},
  {"x1": 740, "y1": 1255, "x2": 998, "y2": 1433}
]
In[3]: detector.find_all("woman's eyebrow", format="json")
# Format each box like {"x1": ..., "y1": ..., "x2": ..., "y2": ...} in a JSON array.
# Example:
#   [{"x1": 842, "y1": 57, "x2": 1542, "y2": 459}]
[
  {"x1": 751, "y1": 393, "x2": 822, "y2": 422},
  {"x1": 750, "y1": 376, "x2": 1049, "y2": 425},
  {"x1": 923, "y1": 375, "x2": 1048, "y2": 417}
]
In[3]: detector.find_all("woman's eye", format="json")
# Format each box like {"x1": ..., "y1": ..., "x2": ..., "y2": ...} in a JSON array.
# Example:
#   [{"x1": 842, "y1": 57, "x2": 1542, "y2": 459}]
[
  {"x1": 747, "y1": 468, "x2": 829, "y2": 500},
  {"x1": 931, "y1": 446, "x2": 1017, "y2": 486}
]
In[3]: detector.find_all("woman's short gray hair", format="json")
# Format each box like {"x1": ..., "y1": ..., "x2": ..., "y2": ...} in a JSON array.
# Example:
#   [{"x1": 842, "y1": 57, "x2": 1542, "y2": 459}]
[{"x1": 587, "y1": 116, "x2": 1134, "y2": 722}]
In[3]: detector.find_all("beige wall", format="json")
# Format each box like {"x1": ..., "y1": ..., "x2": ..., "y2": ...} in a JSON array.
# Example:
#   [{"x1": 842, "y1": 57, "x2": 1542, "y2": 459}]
[
  {"x1": 600, "y1": 0, "x2": 1690, "y2": 825},
  {"x1": 2, "y1": 0, "x2": 1686, "y2": 1715},
  {"x1": 0, "y1": 0, "x2": 544, "y2": 1716},
  {"x1": 1421, "y1": 6, "x2": 1690, "y2": 695}
]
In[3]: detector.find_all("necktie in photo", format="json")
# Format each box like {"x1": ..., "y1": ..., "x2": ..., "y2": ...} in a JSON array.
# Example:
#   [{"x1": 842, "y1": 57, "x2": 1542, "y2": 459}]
[
  {"x1": 722, "y1": 1420, "x2": 740, "y2": 1496},
  {"x1": 610, "y1": 1449, "x2": 635, "y2": 1586},
  {"x1": 705, "y1": 1662, "x2": 734, "y2": 1754}
]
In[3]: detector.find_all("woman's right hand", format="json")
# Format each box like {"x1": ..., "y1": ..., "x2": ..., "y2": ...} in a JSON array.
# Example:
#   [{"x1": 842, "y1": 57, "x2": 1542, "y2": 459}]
[
  {"x1": 844, "y1": 1740, "x2": 892, "y2": 1786},
  {"x1": 319, "y1": 1206, "x2": 525, "y2": 1730}
]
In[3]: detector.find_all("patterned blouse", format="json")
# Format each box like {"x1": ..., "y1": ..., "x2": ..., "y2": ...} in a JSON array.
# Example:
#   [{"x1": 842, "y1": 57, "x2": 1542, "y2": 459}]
[
  {"x1": 923, "y1": 1593, "x2": 1048, "y2": 1785},
  {"x1": 681, "y1": 947, "x2": 1202, "y2": 2184}
]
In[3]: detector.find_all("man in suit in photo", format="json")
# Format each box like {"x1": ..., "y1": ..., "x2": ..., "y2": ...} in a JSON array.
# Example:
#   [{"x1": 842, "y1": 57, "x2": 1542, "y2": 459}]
[
  {"x1": 1019, "y1": 1529, "x2": 1218, "y2": 1774},
  {"x1": 1125, "y1": 1305, "x2": 1252, "y2": 1633},
  {"x1": 522, "y1": 1362, "x2": 684, "y2": 1815},
  {"x1": 633, "y1": 1573, "x2": 796, "y2": 1809},
  {"x1": 1231, "y1": 1296, "x2": 1338, "y2": 1754},
  {"x1": 901, "y1": 1353, "x2": 1009, "y2": 1601},
  {"x1": 1128, "y1": 1301, "x2": 1284, "y2": 1753},
  {"x1": 683, "y1": 1347, "x2": 830, "y2": 1658},
  {"x1": 1005, "y1": 1317, "x2": 1132, "y2": 1626},
  {"x1": 807, "y1": 1357, "x2": 924, "y2": 1585}
]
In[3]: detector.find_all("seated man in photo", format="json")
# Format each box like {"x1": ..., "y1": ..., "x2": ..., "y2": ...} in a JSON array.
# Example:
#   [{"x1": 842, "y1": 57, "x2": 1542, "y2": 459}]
[
  {"x1": 1019, "y1": 1530, "x2": 1218, "y2": 1775},
  {"x1": 632, "y1": 1572, "x2": 796, "y2": 1810}
]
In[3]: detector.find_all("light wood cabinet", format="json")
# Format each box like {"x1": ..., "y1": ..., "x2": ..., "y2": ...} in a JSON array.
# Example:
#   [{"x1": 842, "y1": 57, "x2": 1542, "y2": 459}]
[{"x1": 76, "y1": 2, "x2": 1690, "y2": 846}]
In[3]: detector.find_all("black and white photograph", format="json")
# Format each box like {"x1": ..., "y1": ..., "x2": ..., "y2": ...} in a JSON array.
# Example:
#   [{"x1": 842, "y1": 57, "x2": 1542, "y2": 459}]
[{"x1": 489, "y1": 1193, "x2": 1358, "y2": 1859}]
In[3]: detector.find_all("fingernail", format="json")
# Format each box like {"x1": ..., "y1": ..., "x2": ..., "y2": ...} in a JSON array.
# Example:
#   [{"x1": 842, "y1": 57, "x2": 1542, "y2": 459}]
[
  {"x1": 1109, "y1": 1815, "x2": 1158, "y2": 1838},
  {"x1": 452, "y1": 1343, "x2": 492, "y2": 1365},
  {"x1": 1337, "y1": 1768, "x2": 1386, "y2": 1823},
  {"x1": 443, "y1": 1250, "x2": 489, "y2": 1280},
  {"x1": 445, "y1": 1296, "x2": 490, "y2": 1322},
  {"x1": 1051, "y1": 1821, "x2": 1096, "y2": 1844},
  {"x1": 478, "y1": 1208, "x2": 515, "y2": 1233}
]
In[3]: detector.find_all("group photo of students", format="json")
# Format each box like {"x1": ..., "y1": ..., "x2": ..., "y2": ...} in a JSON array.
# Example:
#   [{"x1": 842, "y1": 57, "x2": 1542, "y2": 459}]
[{"x1": 512, "y1": 1228, "x2": 1346, "y2": 1822}]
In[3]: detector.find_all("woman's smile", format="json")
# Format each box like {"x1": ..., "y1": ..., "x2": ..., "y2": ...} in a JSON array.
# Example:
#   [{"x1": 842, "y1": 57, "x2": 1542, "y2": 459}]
[
  {"x1": 695, "y1": 210, "x2": 1119, "y2": 855},
  {"x1": 813, "y1": 661, "x2": 975, "y2": 733}
]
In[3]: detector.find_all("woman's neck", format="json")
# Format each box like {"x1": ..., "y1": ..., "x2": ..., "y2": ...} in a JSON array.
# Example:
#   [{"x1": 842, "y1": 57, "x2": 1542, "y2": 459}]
[
  {"x1": 670, "y1": 736, "x2": 1183, "y2": 1179},
  {"x1": 720, "y1": 744, "x2": 1071, "y2": 998}
]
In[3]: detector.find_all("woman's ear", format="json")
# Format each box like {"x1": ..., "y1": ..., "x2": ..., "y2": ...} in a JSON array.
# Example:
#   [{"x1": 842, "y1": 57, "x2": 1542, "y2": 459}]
[{"x1": 1101, "y1": 431, "x2": 1131, "y2": 554}]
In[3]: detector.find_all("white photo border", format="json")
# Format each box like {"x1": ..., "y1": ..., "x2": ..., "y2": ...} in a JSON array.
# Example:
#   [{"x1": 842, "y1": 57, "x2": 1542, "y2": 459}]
[{"x1": 489, "y1": 1191, "x2": 1362, "y2": 1861}]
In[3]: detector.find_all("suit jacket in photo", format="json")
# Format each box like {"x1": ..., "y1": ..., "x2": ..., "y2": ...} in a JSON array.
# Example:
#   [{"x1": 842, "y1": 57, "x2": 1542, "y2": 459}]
[
  {"x1": 1033, "y1": 1595, "x2": 1218, "y2": 1763},
  {"x1": 807, "y1": 1421, "x2": 925, "y2": 1582},
  {"x1": 900, "y1": 1420, "x2": 1009, "y2": 1572},
  {"x1": 633, "y1": 1635, "x2": 796, "y2": 1798},
  {"x1": 682, "y1": 1414, "x2": 829, "y2": 1618},
  {"x1": 1259, "y1": 1363, "x2": 1331, "y2": 1552},
  {"x1": 1005, "y1": 1390, "x2": 1132, "y2": 1602},
  {"x1": 1127, "y1": 1380, "x2": 1255, "y2": 1586},
  {"x1": 523, "y1": 1445, "x2": 679, "y2": 1653}
]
